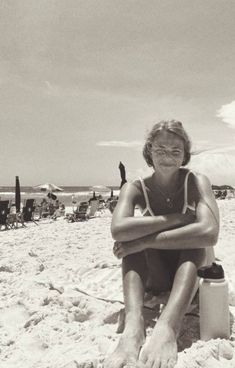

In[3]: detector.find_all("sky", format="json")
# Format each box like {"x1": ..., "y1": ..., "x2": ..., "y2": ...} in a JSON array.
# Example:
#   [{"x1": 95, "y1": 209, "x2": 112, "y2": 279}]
[{"x1": 0, "y1": 0, "x2": 235, "y2": 187}]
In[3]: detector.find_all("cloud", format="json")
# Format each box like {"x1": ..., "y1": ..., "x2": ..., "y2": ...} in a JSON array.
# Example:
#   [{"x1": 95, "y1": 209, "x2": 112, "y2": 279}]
[
  {"x1": 192, "y1": 145, "x2": 235, "y2": 155},
  {"x1": 192, "y1": 140, "x2": 235, "y2": 155},
  {"x1": 217, "y1": 100, "x2": 235, "y2": 128},
  {"x1": 189, "y1": 152, "x2": 235, "y2": 185},
  {"x1": 189, "y1": 142, "x2": 235, "y2": 184},
  {"x1": 97, "y1": 140, "x2": 143, "y2": 148},
  {"x1": 207, "y1": 146, "x2": 235, "y2": 154}
]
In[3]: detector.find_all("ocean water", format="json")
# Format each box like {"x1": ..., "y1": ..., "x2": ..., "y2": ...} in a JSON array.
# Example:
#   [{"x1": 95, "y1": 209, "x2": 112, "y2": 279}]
[{"x1": 0, "y1": 186, "x2": 119, "y2": 206}]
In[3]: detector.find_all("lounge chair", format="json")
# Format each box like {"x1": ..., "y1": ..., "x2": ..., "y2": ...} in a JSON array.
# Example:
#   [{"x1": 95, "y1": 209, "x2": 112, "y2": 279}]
[
  {"x1": 7, "y1": 203, "x2": 25, "y2": 229},
  {"x1": 67, "y1": 201, "x2": 89, "y2": 222},
  {"x1": 22, "y1": 199, "x2": 38, "y2": 225},
  {"x1": 87, "y1": 199, "x2": 99, "y2": 218},
  {"x1": 0, "y1": 200, "x2": 11, "y2": 230}
]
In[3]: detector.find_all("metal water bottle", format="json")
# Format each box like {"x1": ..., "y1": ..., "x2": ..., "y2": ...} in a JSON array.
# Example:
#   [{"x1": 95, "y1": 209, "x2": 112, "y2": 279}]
[{"x1": 197, "y1": 262, "x2": 230, "y2": 341}]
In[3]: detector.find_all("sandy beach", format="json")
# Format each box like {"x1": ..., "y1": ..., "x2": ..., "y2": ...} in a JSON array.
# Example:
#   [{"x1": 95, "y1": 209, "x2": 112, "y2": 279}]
[{"x1": 0, "y1": 201, "x2": 235, "y2": 368}]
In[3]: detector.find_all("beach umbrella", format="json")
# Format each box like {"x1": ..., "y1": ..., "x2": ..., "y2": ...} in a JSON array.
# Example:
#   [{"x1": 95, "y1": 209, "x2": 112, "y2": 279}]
[
  {"x1": 15, "y1": 176, "x2": 21, "y2": 212},
  {"x1": 34, "y1": 183, "x2": 64, "y2": 192},
  {"x1": 119, "y1": 161, "x2": 127, "y2": 188}
]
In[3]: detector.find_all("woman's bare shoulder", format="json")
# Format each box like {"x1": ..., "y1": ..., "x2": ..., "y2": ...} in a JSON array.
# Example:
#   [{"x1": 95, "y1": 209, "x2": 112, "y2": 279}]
[
  {"x1": 188, "y1": 170, "x2": 214, "y2": 201},
  {"x1": 131, "y1": 175, "x2": 154, "y2": 192},
  {"x1": 189, "y1": 170, "x2": 212, "y2": 189},
  {"x1": 189, "y1": 170, "x2": 219, "y2": 225},
  {"x1": 118, "y1": 181, "x2": 142, "y2": 201},
  {"x1": 120, "y1": 177, "x2": 152, "y2": 205},
  {"x1": 131, "y1": 178, "x2": 142, "y2": 190}
]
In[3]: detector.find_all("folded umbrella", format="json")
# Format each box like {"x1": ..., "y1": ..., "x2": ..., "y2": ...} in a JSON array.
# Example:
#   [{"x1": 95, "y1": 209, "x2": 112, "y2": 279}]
[
  {"x1": 119, "y1": 162, "x2": 127, "y2": 188},
  {"x1": 15, "y1": 176, "x2": 21, "y2": 212}
]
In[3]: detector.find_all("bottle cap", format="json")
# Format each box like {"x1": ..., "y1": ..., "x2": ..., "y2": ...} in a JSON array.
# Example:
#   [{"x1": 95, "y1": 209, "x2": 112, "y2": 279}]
[{"x1": 197, "y1": 262, "x2": 225, "y2": 279}]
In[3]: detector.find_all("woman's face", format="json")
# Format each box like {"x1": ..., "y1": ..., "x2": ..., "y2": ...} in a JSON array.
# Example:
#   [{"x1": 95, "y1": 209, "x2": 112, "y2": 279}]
[{"x1": 151, "y1": 130, "x2": 185, "y2": 173}]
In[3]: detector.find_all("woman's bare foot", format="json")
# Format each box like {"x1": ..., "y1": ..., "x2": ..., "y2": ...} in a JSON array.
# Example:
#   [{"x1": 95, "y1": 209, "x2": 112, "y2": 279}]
[
  {"x1": 137, "y1": 321, "x2": 178, "y2": 368},
  {"x1": 104, "y1": 316, "x2": 145, "y2": 368}
]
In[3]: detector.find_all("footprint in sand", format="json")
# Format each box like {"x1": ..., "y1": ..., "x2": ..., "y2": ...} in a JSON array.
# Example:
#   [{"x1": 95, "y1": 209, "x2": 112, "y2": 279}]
[
  {"x1": 0, "y1": 265, "x2": 14, "y2": 273},
  {"x1": 64, "y1": 296, "x2": 93, "y2": 323},
  {"x1": 24, "y1": 312, "x2": 46, "y2": 328},
  {"x1": 73, "y1": 308, "x2": 92, "y2": 323}
]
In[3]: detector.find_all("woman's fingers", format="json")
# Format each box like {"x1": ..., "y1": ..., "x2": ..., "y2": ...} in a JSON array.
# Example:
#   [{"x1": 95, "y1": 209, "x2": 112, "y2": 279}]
[
  {"x1": 113, "y1": 240, "x2": 143, "y2": 259},
  {"x1": 113, "y1": 242, "x2": 124, "y2": 258},
  {"x1": 113, "y1": 242, "x2": 118, "y2": 254}
]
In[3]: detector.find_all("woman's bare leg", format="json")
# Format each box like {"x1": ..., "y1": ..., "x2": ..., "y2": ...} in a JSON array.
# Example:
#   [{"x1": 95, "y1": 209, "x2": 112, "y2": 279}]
[
  {"x1": 104, "y1": 251, "x2": 146, "y2": 368},
  {"x1": 138, "y1": 248, "x2": 207, "y2": 368},
  {"x1": 104, "y1": 250, "x2": 172, "y2": 368}
]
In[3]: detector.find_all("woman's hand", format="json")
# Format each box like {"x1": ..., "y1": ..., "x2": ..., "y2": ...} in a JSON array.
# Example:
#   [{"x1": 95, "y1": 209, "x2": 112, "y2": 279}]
[{"x1": 113, "y1": 238, "x2": 146, "y2": 259}]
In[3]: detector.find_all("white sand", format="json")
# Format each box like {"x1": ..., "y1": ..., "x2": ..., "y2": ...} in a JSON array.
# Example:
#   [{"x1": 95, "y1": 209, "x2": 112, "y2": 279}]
[{"x1": 0, "y1": 201, "x2": 235, "y2": 368}]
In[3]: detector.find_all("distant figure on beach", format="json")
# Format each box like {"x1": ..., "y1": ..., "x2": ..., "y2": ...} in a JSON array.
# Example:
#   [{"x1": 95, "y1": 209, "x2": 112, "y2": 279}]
[
  {"x1": 221, "y1": 190, "x2": 227, "y2": 200},
  {"x1": 104, "y1": 120, "x2": 219, "y2": 368},
  {"x1": 39, "y1": 198, "x2": 48, "y2": 217},
  {"x1": 55, "y1": 199, "x2": 60, "y2": 209},
  {"x1": 52, "y1": 200, "x2": 65, "y2": 219}
]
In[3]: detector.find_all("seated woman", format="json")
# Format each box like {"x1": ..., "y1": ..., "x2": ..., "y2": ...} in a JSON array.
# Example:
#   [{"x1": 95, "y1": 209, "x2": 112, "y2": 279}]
[
  {"x1": 39, "y1": 198, "x2": 49, "y2": 218},
  {"x1": 104, "y1": 120, "x2": 219, "y2": 368}
]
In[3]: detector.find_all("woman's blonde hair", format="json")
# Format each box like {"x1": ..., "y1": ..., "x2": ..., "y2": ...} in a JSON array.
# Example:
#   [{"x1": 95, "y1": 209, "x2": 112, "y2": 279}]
[{"x1": 143, "y1": 120, "x2": 191, "y2": 167}]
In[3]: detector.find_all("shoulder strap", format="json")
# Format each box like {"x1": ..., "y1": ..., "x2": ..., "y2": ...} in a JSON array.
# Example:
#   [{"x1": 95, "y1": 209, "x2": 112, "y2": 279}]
[
  {"x1": 139, "y1": 177, "x2": 155, "y2": 216},
  {"x1": 182, "y1": 170, "x2": 195, "y2": 213}
]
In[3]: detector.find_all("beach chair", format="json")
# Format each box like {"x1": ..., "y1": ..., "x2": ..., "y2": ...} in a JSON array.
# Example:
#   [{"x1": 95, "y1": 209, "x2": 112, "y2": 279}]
[
  {"x1": 22, "y1": 199, "x2": 38, "y2": 225},
  {"x1": 67, "y1": 201, "x2": 89, "y2": 222},
  {"x1": 6, "y1": 203, "x2": 24, "y2": 229},
  {"x1": 32, "y1": 204, "x2": 41, "y2": 221},
  {"x1": 0, "y1": 200, "x2": 11, "y2": 230},
  {"x1": 87, "y1": 199, "x2": 99, "y2": 218}
]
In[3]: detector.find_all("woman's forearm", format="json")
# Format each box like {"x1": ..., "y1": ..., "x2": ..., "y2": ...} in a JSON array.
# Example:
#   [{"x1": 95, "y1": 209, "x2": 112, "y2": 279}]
[
  {"x1": 113, "y1": 221, "x2": 218, "y2": 259},
  {"x1": 145, "y1": 221, "x2": 219, "y2": 250},
  {"x1": 111, "y1": 213, "x2": 192, "y2": 242}
]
